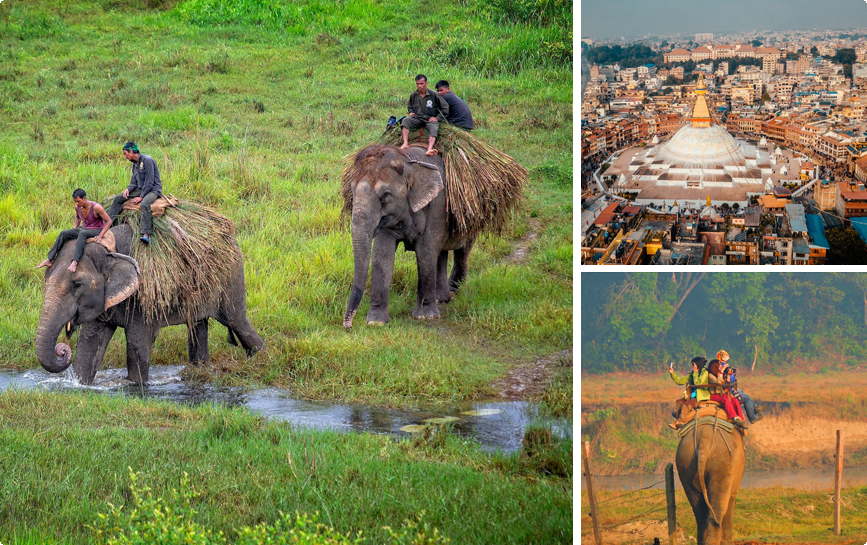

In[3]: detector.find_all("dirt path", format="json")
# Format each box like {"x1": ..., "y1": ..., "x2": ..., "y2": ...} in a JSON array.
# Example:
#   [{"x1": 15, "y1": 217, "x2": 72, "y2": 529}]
[
  {"x1": 507, "y1": 218, "x2": 540, "y2": 264},
  {"x1": 492, "y1": 349, "x2": 572, "y2": 399}
]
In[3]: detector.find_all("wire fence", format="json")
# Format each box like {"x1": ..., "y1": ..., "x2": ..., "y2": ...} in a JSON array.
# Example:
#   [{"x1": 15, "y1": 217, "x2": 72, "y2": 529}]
[{"x1": 581, "y1": 476, "x2": 671, "y2": 537}]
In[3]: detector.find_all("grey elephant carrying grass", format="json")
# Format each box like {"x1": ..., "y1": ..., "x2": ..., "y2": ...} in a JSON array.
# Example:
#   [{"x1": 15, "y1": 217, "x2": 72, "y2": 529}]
[
  {"x1": 36, "y1": 205, "x2": 264, "y2": 385},
  {"x1": 341, "y1": 129, "x2": 526, "y2": 328}
]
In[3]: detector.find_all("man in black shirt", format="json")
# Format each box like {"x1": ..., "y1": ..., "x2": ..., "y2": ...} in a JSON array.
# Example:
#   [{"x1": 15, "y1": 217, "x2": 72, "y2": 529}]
[{"x1": 435, "y1": 80, "x2": 474, "y2": 130}]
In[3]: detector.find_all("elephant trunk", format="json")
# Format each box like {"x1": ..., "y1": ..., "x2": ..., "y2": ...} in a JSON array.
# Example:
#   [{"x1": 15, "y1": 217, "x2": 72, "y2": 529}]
[
  {"x1": 35, "y1": 293, "x2": 74, "y2": 373},
  {"x1": 344, "y1": 211, "x2": 376, "y2": 329}
]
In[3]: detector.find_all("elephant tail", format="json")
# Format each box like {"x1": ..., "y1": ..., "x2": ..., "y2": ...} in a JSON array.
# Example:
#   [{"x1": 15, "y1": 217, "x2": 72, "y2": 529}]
[{"x1": 693, "y1": 426, "x2": 722, "y2": 527}]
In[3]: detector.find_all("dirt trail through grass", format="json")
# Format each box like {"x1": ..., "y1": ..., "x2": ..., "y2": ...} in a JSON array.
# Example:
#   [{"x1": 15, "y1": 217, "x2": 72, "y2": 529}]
[{"x1": 492, "y1": 348, "x2": 571, "y2": 398}]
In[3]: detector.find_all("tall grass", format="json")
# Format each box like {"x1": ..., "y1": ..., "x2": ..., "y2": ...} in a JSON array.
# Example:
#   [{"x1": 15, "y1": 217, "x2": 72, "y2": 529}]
[{"x1": 0, "y1": 0, "x2": 572, "y2": 406}]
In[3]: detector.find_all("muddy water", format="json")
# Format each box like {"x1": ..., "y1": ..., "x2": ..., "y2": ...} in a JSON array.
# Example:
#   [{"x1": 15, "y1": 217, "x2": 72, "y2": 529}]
[
  {"x1": 581, "y1": 466, "x2": 867, "y2": 491},
  {"x1": 0, "y1": 367, "x2": 572, "y2": 454}
]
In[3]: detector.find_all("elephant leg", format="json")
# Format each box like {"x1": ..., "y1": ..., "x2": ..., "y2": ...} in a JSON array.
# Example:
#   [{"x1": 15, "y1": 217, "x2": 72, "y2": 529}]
[
  {"x1": 449, "y1": 237, "x2": 475, "y2": 292},
  {"x1": 412, "y1": 242, "x2": 440, "y2": 320},
  {"x1": 436, "y1": 250, "x2": 451, "y2": 304},
  {"x1": 721, "y1": 494, "x2": 736, "y2": 545},
  {"x1": 72, "y1": 321, "x2": 117, "y2": 385},
  {"x1": 367, "y1": 233, "x2": 397, "y2": 324},
  {"x1": 187, "y1": 318, "x2": 209, "y2": 365},
  {"x1": 125, "y1": 323, "x2": 158, "y2": 384},
  {"x1": 691, "y1": 501, "x2": 710, "y2": 545}
]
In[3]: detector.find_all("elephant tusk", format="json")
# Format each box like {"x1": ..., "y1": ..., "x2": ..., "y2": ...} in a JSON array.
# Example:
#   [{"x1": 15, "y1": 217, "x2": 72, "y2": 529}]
[{"x1": 66, "y1": 321, "x2": 71, "y2": 332}]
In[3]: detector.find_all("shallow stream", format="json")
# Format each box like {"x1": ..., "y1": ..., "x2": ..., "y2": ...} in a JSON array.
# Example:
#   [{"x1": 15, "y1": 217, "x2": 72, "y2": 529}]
[{"x1": 0, "y1": 366, "x2": 572, "y2": 454}]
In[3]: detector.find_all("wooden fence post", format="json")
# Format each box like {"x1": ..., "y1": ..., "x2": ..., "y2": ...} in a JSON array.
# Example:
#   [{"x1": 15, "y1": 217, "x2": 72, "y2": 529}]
[
  {"x1": 665, "y1": 462, "x2": 677, "y2": 545},
  {"x1": 834, "y1": 430, "x2": 843, "y2": 535},
  {"x1": 582, "y1": 441, "x2": 603, "y2": 545}
]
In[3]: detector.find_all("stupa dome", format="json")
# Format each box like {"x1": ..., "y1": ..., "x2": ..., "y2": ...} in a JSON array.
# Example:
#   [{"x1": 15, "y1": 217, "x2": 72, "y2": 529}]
[{"x1": 654, "y1": 124, "x2": 746, "y2": 166}]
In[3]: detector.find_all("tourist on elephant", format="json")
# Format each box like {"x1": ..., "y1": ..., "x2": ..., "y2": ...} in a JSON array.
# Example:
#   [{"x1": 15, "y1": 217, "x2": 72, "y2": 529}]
[
  {"x1": 707, "y1": 359, "x2": 747, "y2": 428},
  {"x1": 717, "y1": 349, "x2": 764, "y2": 423},
  {"x1": 37, "y1": 188, "x2": 112, "y2": 273},
  {"x1": 668, "y1": 356, "x2": 708, "y2": 429}
]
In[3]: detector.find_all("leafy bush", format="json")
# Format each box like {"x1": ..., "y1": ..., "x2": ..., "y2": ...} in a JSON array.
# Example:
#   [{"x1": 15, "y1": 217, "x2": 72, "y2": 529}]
[{"x1": 92, "y1": 469, "x2": 450, "y2": 545}]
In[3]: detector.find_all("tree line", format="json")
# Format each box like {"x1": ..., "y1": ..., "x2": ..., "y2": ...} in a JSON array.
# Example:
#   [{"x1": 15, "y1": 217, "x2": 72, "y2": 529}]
[{"x1": 581, "y1": 273, "x2": 867, "y2": 373}]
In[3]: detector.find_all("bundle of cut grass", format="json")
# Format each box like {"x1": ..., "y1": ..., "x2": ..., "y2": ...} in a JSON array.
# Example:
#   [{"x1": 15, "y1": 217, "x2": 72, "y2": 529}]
[
  {"x1": 342, "y1": 125, "x2": 527, "y2": 237},
  {"x1": 107, "y1": 200, "x2": 241, "y2": 326}
]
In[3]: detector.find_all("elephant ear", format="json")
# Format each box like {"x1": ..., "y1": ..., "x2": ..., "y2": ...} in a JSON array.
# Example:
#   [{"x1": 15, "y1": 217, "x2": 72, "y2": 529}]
[
  {"x1": 104, "y1": 253, "x2": 141, "y2": 310},
  {"x1": 407, "y1": 159, "x2": 444, "y2": 213}
]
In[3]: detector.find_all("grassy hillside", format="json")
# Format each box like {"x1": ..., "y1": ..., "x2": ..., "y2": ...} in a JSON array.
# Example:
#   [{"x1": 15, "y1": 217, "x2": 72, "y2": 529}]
[{"x1": 0, "y1": 0, "x2": 573, "y2": 405}]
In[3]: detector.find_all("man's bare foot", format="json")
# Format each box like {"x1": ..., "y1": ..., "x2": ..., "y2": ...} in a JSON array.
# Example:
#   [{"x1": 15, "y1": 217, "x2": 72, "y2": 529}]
[
  {"x1": 36, "y1": 259, "x2": 52, "y2": 269},
  {"x1": 425, "y1": 148, "x2": 438, "y2": 156},
  {"x1": 400, "y1": 143, "x2": 409, "y2": 149},
  {"x1": 68, "y1": 261, "x2": 78, "y2": 273}
]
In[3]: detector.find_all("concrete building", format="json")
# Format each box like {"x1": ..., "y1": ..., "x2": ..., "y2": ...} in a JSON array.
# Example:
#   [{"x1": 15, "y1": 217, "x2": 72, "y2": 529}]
[
  {"x1": 695, "y1": 33, "x2": 714, "y2": 43},
  {"x1": 836, "y1": 181, "x2": 867, "y2": 218}
]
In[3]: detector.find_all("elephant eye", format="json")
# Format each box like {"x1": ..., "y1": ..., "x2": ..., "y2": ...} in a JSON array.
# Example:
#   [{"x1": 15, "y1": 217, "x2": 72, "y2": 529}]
[{"x1": 380, "y1": 192, "x2": 391, "y2": 204}]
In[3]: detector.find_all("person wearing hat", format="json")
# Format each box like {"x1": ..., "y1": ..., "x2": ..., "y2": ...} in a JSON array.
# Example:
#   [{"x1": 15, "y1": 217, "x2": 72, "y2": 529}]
[
  {"x1": 717, "y1": 349, "x2": 764, "y2": 423},
  {"x1": 707, "y1": 359, "x2": 747, "y2": 428},
  {"x1": 668, "y1": 356, "x2": 709, "y2": 429},
  {"x1": 107, "y1": 142, "x2": 162, "y2": 245}
]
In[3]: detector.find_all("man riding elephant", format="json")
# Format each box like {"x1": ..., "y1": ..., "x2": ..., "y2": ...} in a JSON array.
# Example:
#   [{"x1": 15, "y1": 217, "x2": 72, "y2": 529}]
[
  {"x1": 107, "y1": 141, "x2": 161, "y2": 245},
  {"x1": 400, "y1": 74, "x2": 449, "y2": 156}
]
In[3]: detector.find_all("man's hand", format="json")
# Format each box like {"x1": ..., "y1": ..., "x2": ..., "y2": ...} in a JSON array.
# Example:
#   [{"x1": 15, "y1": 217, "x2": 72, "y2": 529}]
[
  {"x1": 123, "y1": 188, "x2": 130, "y2": 199},
  {"x1": 408, "y1": 113, "x2": 416, "y2": 116},
  {"x1": 94, "y1": 235, "x2": 103, "y2": 243},
  {"x1": 428, "y1": 117, "x2": 437, "y2": 122},
  {"x1": 132, "y1": 197, "x2": 143, "y2": 204},
  {"x1": 669, "y1": 362, "x2": 674, "y2": 372}
]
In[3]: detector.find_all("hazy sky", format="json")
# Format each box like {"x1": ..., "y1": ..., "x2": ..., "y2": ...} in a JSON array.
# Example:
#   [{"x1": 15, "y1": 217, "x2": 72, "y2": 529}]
[{"x1": 581, "y1": 0, "x2": 867, "y2": 39}]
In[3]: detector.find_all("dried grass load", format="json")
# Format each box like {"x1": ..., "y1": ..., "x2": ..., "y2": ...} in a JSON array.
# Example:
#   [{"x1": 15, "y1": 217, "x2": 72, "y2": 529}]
[
  {"x1": 108, "y1": 200, "x2": 241, "y2": 325},
  {"x1": 342, "y1": 125, "x2": 527, "y2": 237}
]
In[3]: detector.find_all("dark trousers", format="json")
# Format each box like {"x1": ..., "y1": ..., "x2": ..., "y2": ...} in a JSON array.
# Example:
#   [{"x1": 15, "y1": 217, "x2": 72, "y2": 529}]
[
  {"x1": 108, "y1": 189, "x2": 159, "y2": 235},
  {"x1": 47, "y1": 228, "x2": 102, "y2": 263}
]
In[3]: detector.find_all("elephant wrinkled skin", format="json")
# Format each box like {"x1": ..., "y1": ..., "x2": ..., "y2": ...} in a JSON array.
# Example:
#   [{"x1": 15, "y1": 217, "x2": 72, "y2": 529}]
[
  {"x1": 344, "y1": 144, "x2": 476, "y2": 328},
  {"x1": 35, "y1": 224, "x2": 264, "y2": 384},
  {"x1": 675, "y1": 409, "x2": 746, "y2": 545}
]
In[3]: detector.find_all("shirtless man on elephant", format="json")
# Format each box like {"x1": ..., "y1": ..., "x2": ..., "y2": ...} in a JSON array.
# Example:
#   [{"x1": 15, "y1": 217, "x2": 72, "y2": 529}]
[{"x1": 37, "y1": 188, "x2": 112, "y2": 273}]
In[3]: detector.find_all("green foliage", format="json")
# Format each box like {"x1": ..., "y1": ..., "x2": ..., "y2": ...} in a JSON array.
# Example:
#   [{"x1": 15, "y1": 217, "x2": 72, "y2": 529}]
[
  {"x1": 826, "y1": 227, "x2": 867, "y2": 265},
  {"x1": 585, "y1": 44, "x2": 661, "y2": 69},
  {"x1": 832, "y1": 48, "x2": 856, "y2": 66},
  {"x1": 582, "y1": 273, "x2": 867, "y2": 372},
  {"x1": 92, "y1": 469, "x2": 446, "y2": 545}
]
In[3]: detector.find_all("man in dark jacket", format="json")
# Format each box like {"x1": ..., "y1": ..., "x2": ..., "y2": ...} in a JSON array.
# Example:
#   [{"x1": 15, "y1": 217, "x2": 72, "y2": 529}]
[
  {"x1": 107, "y1": 141, "x2": 162, "y2": 244},
  {"x1": 435, "y1": 80, "x2": 474, "y2": 130},
  {"x1": 400, "y1": 74, "x2": 449, "y2": 156}
]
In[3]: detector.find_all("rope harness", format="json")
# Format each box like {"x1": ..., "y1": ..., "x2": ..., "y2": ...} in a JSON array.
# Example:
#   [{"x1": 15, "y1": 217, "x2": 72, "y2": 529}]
[{"x1": 678, "y1": 411, "x2": 741, "y2": 456}]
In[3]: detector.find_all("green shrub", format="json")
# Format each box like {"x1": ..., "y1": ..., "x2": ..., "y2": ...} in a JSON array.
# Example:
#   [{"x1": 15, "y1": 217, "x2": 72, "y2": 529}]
[{"x1": 92, "y1": 469, "x2": 450, "y2": 545}]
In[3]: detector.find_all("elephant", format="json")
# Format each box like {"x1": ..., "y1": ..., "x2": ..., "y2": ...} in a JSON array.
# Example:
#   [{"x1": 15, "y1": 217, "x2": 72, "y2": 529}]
[
  {"x1": 343, "y1": 144, "x2": 476, "y2": 328},
  {"x1": 675, "y1": 407, "x2": 746, "y2": 545},
  {"x1": 35, "y1": 224, "x2": 264, "y2": 384}
]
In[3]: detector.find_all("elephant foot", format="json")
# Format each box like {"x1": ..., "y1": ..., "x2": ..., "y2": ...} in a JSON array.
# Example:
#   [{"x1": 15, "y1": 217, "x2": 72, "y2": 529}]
[
  {"x1": 365, "y1": 309, "x2": 390, "y2": 326},
  {"x1": 412, "y1": 305, "x2": 440, "y2": 320},
  {"x1": 436, "y1": 291, "x2": 452, "y2": 304}
]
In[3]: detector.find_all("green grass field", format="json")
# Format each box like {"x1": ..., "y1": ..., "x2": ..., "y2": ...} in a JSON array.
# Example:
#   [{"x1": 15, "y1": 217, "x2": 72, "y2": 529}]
[
  {"x1": 0, "y1": 389, "x2": 573, "y2": 544},
  {"x1": 0, "y1": 0, "x2": 573, "y2": 406}
]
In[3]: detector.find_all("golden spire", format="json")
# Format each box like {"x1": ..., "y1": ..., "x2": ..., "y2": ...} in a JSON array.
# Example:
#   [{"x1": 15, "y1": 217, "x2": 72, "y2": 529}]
[
  {"x1": 707, "y1": 195, "x2": 712, "y2": 206},
  {"x1": 691, "y1": 73, "x2": 711, "y2": 128}
]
